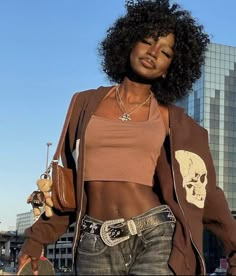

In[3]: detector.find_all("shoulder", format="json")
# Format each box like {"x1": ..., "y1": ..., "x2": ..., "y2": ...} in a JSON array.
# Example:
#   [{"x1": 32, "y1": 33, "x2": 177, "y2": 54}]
[
  {"x1": 74, "y1": 85, "x2": 114, "y2": 97},
  {"x1": 169, "y1": 104, "x2": 208, "y2": 135},
  {"x1": 71, "y1": 86, "x2": 114, "y2": 103}
]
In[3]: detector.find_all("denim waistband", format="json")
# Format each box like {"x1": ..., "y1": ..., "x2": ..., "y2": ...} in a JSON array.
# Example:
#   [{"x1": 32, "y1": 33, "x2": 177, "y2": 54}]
[
  {"x1": 83, "y1": 204, "x2": 174, "y2": 225},
  {"x1": 81, "y1": 205, "x2": 175, "y2": 247}
]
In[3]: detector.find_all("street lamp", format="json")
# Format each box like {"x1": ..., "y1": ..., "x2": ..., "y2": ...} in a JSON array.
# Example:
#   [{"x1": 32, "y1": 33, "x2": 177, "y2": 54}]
[
  {"x1": 44, "y1": 142, "x2": 52, "y2": 259},
  {"x1": 46, "y1": 142, "x2": 52, "y2": 171},
  {"x1": 14, "y1": 222, "x2": 21, "y2": 269}
]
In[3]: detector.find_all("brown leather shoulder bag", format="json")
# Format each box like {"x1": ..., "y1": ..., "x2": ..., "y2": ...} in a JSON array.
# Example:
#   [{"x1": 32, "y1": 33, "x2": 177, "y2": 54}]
[{"x1": 49, "y1": 93, "x2": 79, "y2": 212}]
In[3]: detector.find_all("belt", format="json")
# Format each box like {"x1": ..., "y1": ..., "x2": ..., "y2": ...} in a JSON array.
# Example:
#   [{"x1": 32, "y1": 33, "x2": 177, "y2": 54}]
[{"x1": 81, "y1": 206, "x2": 176, "y2": 247}]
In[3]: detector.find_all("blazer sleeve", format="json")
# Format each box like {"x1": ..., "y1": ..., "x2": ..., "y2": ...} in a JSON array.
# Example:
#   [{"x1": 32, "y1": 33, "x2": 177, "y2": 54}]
[
  {"x1": 21, "y1": 93, "x2": 81, "y2": 258},
  {"x1": 202, "y1": 143, "x2": 236, "y2": 259}
]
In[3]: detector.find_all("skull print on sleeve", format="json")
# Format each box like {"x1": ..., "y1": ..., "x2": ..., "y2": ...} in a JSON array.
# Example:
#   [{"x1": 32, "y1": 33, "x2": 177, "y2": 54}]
[{"x1": 175, "y1": 150, "x2": 208, "y2": 208}]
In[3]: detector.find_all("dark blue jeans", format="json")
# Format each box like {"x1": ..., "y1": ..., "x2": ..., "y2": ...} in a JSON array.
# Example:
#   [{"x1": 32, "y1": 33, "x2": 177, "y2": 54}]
[{"x1": 75, "y1": 205, "x2": 175, "y2": 275}]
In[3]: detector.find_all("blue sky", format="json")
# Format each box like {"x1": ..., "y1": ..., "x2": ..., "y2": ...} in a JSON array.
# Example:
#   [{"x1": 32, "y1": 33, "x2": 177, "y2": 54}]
[{"x1": 0, "y1": 0, "x2": 236, "y2": 231}]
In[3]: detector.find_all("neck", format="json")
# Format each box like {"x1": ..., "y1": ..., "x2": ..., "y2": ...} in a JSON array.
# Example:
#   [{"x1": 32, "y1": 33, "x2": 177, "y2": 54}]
[{"x1": 120, "y1": 78, "x2": 152, "y2": 100}]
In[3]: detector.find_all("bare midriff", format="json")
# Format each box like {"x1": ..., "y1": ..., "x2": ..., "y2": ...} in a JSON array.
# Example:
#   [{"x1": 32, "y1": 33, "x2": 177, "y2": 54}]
[{"x1": 85, "y1": 181, "x2": 161, "y2": 221}]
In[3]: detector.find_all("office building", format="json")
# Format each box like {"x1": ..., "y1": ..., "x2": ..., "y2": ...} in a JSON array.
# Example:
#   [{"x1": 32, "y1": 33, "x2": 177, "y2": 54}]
[{"x1": 16, "y1": 210, "x2": 34, "y2": 235}]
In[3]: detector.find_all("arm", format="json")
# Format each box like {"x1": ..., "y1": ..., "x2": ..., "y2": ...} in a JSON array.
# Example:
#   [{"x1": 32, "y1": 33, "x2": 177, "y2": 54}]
[
  {"x1": 21, "y1": 210, "x2": 76, "y2": 257},
  {"x1": 18, "y1": 92, "x2": 80, "y2": 272}
]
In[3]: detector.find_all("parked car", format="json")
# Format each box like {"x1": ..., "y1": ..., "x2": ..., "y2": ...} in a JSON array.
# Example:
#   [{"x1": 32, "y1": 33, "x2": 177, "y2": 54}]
[{"x1": 58, "y1": 266, "x2": 72, "y2": 273}]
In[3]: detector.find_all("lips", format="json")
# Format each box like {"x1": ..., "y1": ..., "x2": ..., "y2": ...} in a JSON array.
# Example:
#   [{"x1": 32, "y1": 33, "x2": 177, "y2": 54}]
[{"x1": 140, "y1": 57, "x2": 155, "y2": 69}]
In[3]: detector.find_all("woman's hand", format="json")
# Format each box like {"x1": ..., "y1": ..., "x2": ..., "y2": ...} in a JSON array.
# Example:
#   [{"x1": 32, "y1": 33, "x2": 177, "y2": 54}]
[{"x1": 17, "y1": 251, "x2": 39, "y2": 275}]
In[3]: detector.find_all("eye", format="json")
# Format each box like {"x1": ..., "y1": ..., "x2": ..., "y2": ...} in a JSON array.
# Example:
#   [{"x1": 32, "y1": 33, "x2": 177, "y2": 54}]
[
  {"x1": 161, "y1": 50, "x2": 171, "y2": 58},
  {"x1": 141, "y1": 39, "x2": 153, "y2": 45}
]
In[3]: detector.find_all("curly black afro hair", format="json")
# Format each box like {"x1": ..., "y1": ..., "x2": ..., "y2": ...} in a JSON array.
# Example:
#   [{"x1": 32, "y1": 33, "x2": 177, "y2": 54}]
[{"x1": 98, "y1": 0, "x2": 210, "y2": 104}]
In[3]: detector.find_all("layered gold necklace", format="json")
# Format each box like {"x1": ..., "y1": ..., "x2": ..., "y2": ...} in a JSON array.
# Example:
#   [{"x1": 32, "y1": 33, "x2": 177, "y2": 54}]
[{"x1": 115, "y1": 85, "x2": 151, "y2": 122}]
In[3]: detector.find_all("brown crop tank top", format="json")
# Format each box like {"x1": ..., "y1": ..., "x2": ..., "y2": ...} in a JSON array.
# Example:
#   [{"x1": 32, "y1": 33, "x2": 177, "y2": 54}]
[{"x1": 84, "y1": 93, "x2": 166, "y2": 186}]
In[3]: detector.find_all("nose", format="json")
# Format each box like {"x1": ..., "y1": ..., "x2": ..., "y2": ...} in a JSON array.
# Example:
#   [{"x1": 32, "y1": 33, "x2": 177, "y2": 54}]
[{"x1": 147, "y1": 43, "x2": 159, "y2": 59}]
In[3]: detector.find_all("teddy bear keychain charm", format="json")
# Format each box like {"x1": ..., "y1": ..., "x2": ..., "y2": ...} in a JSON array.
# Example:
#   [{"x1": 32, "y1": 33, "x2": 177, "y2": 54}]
[
  {"x1": 22, "y1": 174, "x2": 55, "y2": 276},
  {"x1": 27, "y1": 173, "x2": 54, "y2": 218},
  {"x1": 26, "y1": 190, "x2": 45, "y2": 217},
  {"x1": 36, "y1": 173, "x2": 54, "y2": 217}
]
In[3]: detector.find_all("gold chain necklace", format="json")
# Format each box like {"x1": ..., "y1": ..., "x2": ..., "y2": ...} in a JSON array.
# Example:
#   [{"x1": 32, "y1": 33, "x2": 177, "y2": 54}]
[{"x1": 115, "y1": 85, "x2": 151, "y2": 122}]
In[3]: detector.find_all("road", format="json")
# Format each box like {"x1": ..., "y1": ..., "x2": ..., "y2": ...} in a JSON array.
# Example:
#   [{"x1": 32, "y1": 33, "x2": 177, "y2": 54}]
[
  {"x1": 0, "y1": 266, "x2": 16, "y2": 275},
  {"x1": 1, "y1": 266, "x2": 73, "y2": 275}
]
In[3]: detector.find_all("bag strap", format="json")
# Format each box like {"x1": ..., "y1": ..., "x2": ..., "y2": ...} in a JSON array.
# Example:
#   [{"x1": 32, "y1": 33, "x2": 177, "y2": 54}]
[{"x1": 52, "y1": 93, "x2": 79, "y2": 162}]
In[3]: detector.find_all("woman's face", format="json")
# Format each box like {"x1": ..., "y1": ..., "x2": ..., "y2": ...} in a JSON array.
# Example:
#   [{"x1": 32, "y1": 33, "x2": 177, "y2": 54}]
[{"x1": 129, "y1": 33, "x2": 175, "y2": 81}]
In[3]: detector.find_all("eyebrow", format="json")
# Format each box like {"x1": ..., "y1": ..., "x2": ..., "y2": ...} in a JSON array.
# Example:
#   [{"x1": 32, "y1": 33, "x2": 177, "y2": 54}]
[
  {"x1": 159, "y1": 40, "x2": 175, "y2": 52},
  {"x1": 159, "y1": 42, "x2": 174, "y2": 52},
  {"x1": 148, "y1": 37, "x2": 174, "y2": 50}
]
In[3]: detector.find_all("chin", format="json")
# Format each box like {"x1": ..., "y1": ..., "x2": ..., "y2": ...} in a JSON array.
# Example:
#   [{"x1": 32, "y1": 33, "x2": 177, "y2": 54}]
[{"x1": 126, "y1": 65, "x2": 157, "y2": 84}]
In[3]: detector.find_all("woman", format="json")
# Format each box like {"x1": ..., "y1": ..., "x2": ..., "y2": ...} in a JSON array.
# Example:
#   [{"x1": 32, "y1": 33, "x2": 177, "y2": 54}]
[{"x1": 18, "y1": 0, "x2": 236, "y2": 275}]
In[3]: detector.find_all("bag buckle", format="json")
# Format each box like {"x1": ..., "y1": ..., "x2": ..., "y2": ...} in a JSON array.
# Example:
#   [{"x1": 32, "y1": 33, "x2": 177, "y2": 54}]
[{"x1": 100, "y1": 218, "x2": 130, "y2": 247}]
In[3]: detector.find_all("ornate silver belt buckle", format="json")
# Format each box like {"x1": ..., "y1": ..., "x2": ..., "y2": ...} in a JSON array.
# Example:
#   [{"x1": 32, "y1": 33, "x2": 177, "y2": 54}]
[{"x1": 100, "y1": 218, "x2": 130, "y2": 247}]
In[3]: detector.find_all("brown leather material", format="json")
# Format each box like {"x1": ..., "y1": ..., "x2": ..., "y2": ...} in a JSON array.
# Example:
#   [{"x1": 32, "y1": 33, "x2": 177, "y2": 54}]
[
  {"x1": 51, "y1": 162, "x2": 76, "y2": 212},
  {"x1": 50, "y1": 92, "x2": 79, "y2": 212}
]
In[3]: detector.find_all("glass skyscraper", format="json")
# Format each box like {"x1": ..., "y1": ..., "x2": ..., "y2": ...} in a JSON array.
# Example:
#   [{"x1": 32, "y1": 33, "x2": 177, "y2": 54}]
[{"x1": 177, "y1": 42, "x2": 236, "y2": 211}]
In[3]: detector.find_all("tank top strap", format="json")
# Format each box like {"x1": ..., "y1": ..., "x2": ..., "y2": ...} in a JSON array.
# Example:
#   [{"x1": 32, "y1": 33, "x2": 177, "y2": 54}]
[{"x1": 148, "y1": 93, "x2": 162, "y2": 121}]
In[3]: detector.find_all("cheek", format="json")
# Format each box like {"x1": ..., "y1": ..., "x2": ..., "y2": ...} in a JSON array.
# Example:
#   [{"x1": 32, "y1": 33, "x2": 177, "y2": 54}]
[
  {"x1": 129, "y1": 47, "x2": 139, "y2": 63},
  {"x1": 157, "y1": 59, "x2": 173, "y2": 73},
  {"x1": 129, "y1": 53, "x2": 141, "y2": 73}
]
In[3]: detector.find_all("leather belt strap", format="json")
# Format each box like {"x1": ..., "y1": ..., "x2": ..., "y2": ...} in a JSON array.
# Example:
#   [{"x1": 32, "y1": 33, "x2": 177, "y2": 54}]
[{"x1": 81, "y1": 206, "x2": 176, "y2": 247}]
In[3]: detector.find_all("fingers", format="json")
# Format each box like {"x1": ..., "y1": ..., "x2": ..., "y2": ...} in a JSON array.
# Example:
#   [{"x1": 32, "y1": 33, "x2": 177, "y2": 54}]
[
  {"x1": 17, "y1": 251, "x2": 30, "y2": 272},
  {"x1": 30, "y1": 257, "x2": 39, "y2": 275},
  {"x1": 17, "y1": 251, "x2": 39, "y2": 275}
]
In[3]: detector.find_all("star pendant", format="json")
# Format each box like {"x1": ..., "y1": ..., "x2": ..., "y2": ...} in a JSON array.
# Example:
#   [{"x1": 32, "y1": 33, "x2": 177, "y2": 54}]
[{"x1": 119, "y1": 113, "x2": 131, "y2": 121}]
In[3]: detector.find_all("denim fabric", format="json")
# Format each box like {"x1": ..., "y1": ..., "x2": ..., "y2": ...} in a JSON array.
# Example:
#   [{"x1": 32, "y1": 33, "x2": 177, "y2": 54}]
[{"x1": 75, "y1": 205, "x2": 175, "y2": 275}]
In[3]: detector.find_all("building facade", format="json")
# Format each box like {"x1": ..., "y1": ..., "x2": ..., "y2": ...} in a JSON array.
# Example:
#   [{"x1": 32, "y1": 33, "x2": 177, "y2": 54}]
[
  {"x1": 16, "y1": 210, "x2": 35, "y2": 235},
  {"x1": 177, "y1": 42, "x2": 236, "y2": 273},
  {"x1": 46, "y1": 224, "x2": 74, "y2": 272}
]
